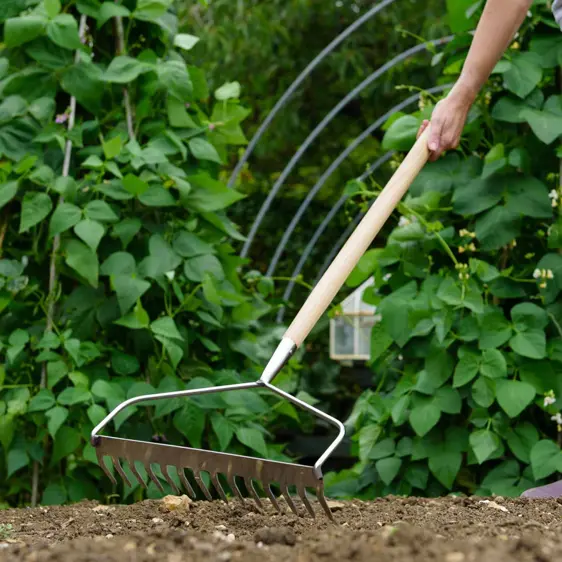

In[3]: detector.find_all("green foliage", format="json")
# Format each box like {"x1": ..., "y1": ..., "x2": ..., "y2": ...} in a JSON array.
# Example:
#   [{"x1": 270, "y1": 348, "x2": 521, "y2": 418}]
[
  {"x1": 326, "y1": 3, "x2": 562, "y2": 500},
  {"x1": 0, "y1": 0, "x2": 306, "y2": 507}
]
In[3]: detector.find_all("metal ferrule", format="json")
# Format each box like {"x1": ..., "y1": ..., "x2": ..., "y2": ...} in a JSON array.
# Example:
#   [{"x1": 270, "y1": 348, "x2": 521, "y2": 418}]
[{"x1": 259, "y1": 337, "x2": 297, "y2": 385}]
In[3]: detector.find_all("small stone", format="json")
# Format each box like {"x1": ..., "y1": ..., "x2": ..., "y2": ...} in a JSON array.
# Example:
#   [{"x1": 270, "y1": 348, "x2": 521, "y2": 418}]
[
  {"x1": 257, "y1": 542, "x2": 264, "y2": 549},
  {"x1": 445, "y1": 553, "x2": 465, "y2": 562},
  {"x1": 92, "y1": 505, "x2": 114, "y2": 513},
  {"x1": 106, "y1": 534, "x2": 113, "y2": 539},
  {"x1": 226, "y1": 533, "x2": 235, "y2": 542},
  {"x1": 254, "y1": 527, "x2": 296, "y2": 546},
  {"x1": 478, "y1": 500, "x2": 509, "y2": 513},
  {"x1": 326, "y1": 500, "x2": 345, "y2": 512},
  {"x1": 215, "y1": 525, "x2": 227, "y2": 531},
  {"x1": 152, "y1": 517, "x2": 164, "y2": 524},
  {"x1": 161, "y1": 495, "x2": 192, "y2": 513},
  {"x1": 218, "y1": 553, "x2": 232, "y2": 561},
  {"x1": 123, "y1": 542, "x2": 136, "y2": 552}
]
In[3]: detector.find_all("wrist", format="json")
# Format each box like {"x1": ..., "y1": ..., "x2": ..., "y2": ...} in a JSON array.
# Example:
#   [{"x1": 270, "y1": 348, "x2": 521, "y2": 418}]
[{"x1": 450, "y1": 76, "x2": 480, "y2": 107}]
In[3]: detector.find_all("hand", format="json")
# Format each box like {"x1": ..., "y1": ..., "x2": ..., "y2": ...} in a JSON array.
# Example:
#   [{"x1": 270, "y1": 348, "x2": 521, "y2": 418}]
[{"x1": 417, "y1": 91, "x2": 473, "y2": 162}]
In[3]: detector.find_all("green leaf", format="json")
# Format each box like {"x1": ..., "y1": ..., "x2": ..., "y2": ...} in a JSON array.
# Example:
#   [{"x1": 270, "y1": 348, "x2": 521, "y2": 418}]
[
  {"x1": 41, "y1": 482, "x2": 67, "y2": 505},
  {"x1": 478, "y1": 308, "x2": 512, "y2": 349},
  {"x1": 235, "y1": 427, "x2": 267, "y2": 457},
  {"x1": 45, "y1": 0, "x2": 62, "y2": 17},
  {"x1": 52, "y1": 176, "x2": 77, "y2": 198},
  {"x1": 186, "y1": 173, "x2": 244, "y2": 212},
  {"x1": 28, "y1": 389, "x2": 56, "y2": 412},
  {"x1": 87, "y1": 404, "x2": 107, "y2": 426},
  {"x1": 475, "y1": 206, "x2": 520, "y2": 250},
  {"x1": 101, "y1": 252, "x2": 136, "y2": 276},
  {"x1": 46, "y1": 406, "x2": 68, "y2": 438},
  {"x1": 502, "y1": 52, "x2": 543, "y2": 99},
  {"x1": 98, "y1": 2, "x2": 131, "y2": 27},
  {"x1": 184, "y1": 254, "x2": 224, "y2": 282},
  {"x1": 470, "y1": 429, "x2": 501, "y2": 464},
  {"x1": 157, "y1": 61, "x2": 193, "y2": 102},
  {"x1": 505, "y1": 176, "x2": 552, "y2": 218},
  {"x1": 48, "y1": 202, "x2": 82, "y2": 237},
  {"x1": 47, "y1": 14, "x2": 81, "y2": 50},
  {"x1": 173, "y1": 405, "x2": 205, "y2": 448},
  {"x1": 138, "y1": 186, "x2": 176, "y2": 207},
  {"x1": 382, "y1": 115, "x2": 420, "y2": 151},
  {"x1": 122, "y1": 174, "x2": 149, "y2": 196},
  {"x1": 491, "y1": 97, "x2": 527, "y2": 123},
  {"x1": 472, "y1": 377, "x2": 495, "y2": 408},
  {"x1": 453, "y1": 352, "x2": 479, "y2": 387},
  {"x1": 434, "y1": 386, "x2": 461, "y2": 414},
  {"x1": 188, "y1": 137, "x2": 222, "y2": 164},
  {"x1": 369, "y1": 437, "x2": 395, "y2": 460},
  {"x1": 114, "y1": 301, "x2": 150, "y2": 330},
  {"x1": 7, "y1": 444, "x2": 29, "y2": 478},
  {"x1": 428, "y1": 451, "x2": 461, "y2": 489},
  {"x1": 84, "y1": 200, "x2": 118, "y2": 222},
  {"x1": 480, "y1": 349, "x2": 507, "y2": 379},
  {"x1": 111, "y1": 351, "x2": 139, "y2": 375},
  {"x1": 65, "y1": 239, "x2": 99, "y2": 287},
  {"x1": 172, "y1": 231, "x2": 213, "y2": 258},
  {"x1": 19, "y1": 192, "x2": 53, "y2": 233},
  {"x1": 173, "y1": 33, "x2": 199, "y2": 51},
  {"x1": 215, "y1": 81, "x2": 241, "y2": 100},
  {"x1": 5, "y1": 16, "x2": 47, "y2": 47},
  {"x1": 134, "y1": 0, "x2": 173, "y2": 20},
  {"x1": 104, "y1": 56, "x2": 152, "y2": 83},
  {"x1": 511, "y1": 302, "x2": 549, "y2": 332},
  {"x1": 151, "y1": 316, "x2": 183, "y2": 340},
  {"x1": 74, "y1": 219, "x2": 104, "y2": 250},
  {"x1": 113, "y1": 218, "x2": 141, "y2": 248},
  {"x1": 506, "y1": 422, "x2": 539, "y2": 464},
  {"x1": 51, "y1": 426, "x2": 81, "y2": 464},
  {"x1": 358, "y1": 424, "x2": 382, "y2": 460},
  {"x1": 57, "y1": 387, "x2": 91, "y2": 406},
  {"x1": 417, "y1": 352, "x2": 454, "y2": 394},
  {"x1": 210, "y1": 413, "x2": 234, "y2": 450},
  {"x1": 510, "y1": 331, "x2": 546, "y2": 359},
  {"x1": 495, "y1": 379, "x2": 535, "y2": 418},
  {"x1": 530, "y1": 439, "x2": 562, "y2": 480},
  {"x1": 409, "y1": 401, "x2": 441, "y2": 437},
  {"x1": 521, "y1": 106, "x2": 562, "y2": 145},
  {"x1": 391, "y1": 395, "x2": 410, "y2": 425},
  {"x1": 453, "y1": 176, "x2": 503, "y2": 216},
  {"x1": 167, "y1": 97, "x2": 197, "y2": 128},
  {"x1": 375, "y1": 457, "x2": 402, "y2": 486},
  {"x1": 111, "y1": 275, "x2": 150, "y2": 315},
  {"x1": 0, "y1": 181, "x2": 18, "y2": 210},
  {"x1": 102, "y1": 135, "x2": 122, "y2": 159}
]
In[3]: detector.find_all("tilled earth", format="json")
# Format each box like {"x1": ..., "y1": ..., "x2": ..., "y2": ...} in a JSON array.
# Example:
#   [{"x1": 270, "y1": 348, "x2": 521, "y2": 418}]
[{"x1": 1, "y1": 495, "x2": 562, "y2": 561}]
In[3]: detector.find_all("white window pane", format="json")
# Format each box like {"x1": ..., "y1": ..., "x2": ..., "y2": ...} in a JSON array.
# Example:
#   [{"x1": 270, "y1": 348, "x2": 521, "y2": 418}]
[
  {"x1": 334, "y1": 317, "x2": 354, "y2": 355},
  {"x1": 358, "y1": 317, "x2": 375, "y2": 356}
]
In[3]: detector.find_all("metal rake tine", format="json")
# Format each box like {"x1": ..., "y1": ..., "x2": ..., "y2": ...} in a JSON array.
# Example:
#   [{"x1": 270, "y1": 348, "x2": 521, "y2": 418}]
[
  {"x1": 265, "y1": 484, "x2": 281, "y2": 513},
  {"x1": 211, "y1": 472, "x2": 228, "y2": 503},
  {"x1": 316, "y1": 484, "x2": 334, "y2": 521},
  {"x1": 128, "y1": 460, "x2": 147, "y2": 489},
  {"x1": 96, "y1": 451, "x2": 117, "y2": 486},
  {"x1": 112, "y1": 457, "x2": 132, "y2": 488},
  {"x1": 161, "y1": 465, "x2": 180, "y2": 495},
  {"x1": 244, "y1": 476, "x2": 263, "y2": 510},
  {"x1": 145, "y1": 463, "x2": 165, "y2": 494},
  {"x1": 227, "y1": 474, "x2": 244, "y2": 502},
  {"x1": 281, "y1": 484, "x2": 299, "y2": 516},
  {"x1": 177, "y1": 468, "x2": 196, "y2": 499},
  {"x1": 193, "y1": 471, "x2": 213, "y2": 501},
  {"x1": 297, "y1": 485, "x2": 315, "y2": 518}
]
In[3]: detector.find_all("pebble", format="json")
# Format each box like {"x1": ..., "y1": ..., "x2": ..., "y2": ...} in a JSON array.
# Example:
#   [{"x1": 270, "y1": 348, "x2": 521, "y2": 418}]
[
  {"x1": 215, "y1": 525, "x2": 227, "y2": 531},
  {"x1": 478, "y1": 500, "x2": 509, "y2": 513},
  {"x1": 326, "y1": 500, "x2": 345, "y2": 512},
  {"x1": 106, "y1": 534, "x2": 113, "y2": 539},
  {"x1": 152, "y1": 517, "x2": 164, "y2": 524},
  {"x1": 226, "y1": 533, "x2": 235, "y2": 542},
  {"x1": 161, "y1": 495, "x2": 192, "y2": 513}
]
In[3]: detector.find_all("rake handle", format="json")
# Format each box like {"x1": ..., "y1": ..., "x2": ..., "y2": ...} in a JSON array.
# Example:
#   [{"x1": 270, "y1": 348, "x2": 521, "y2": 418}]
[{"x1": 285, "y1": 128, "x2": 431, "y2": 347}]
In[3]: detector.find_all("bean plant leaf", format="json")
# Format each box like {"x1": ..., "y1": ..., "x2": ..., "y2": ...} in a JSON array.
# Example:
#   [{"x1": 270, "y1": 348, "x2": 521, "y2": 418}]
[
  {"x1": 409, "y1": 401, "x2": 441, "y2": 437},
  {"x1": 74, "y1": 219, "x2": 104, "y2": 250},
  {"x1": 375, "y1": 457, "x2": 402, "y2": 486},
  {"x1": 49, "y1": 202, "x2": 82, "y2": 237},
  {"x1": 65, "y1": 239, "x2": 99, "y2": 287},
  {"x1": 5, "y1": 16, "x2": 47, "y2": 48},
  {"x1": 235, "y1": 427, "x2": 268, "y2": 457},
  {"x1": 480, "y1": 349, "x2": 507, "y2": 379},
  {"x1": 530, "y1": 440, "x2": 562, "y2": 480},
  {"x1": 46, "y1": 14, "x2": 82, "y2": 50},
  {"x1": 19, "y1": 192, "x2": 53, "y2": 233},
  {"x1": 0, "y1": 181, "x2": 18, "y2": 209},
  {"x1": 174, "y1": 33, "x2": 199, "y2": 51},
  {"x1": 510, "y1": 331, "x2": 546, "y2": 359},
  {"x1": 500, "y1": 52, "x2": 543, "y2": 98},
  {"x1": 470, "y1": 429, "x2": 501, "y2": 464},
  {"x1": 495, "y1": 379, "x2": 536, "y2": 418},
  {"x1": 104, "y1": 56, "x2": 153, "y2": 83},
  {"x1": 428, "y1": 451, "x2": 461, "y2": 489},
  {"x1": 453, "y1": 352, "x2": 479, "y2": 387},
  {"x1": 506, "y1": 422, "x2": 539, "y2": 463}
]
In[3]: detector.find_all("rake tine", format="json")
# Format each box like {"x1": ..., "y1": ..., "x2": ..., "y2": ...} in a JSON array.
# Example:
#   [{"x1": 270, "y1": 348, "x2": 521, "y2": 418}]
[
  {"x1": 211, "y1": 472, "x2": 228, "y2": 503},
  {"x1": 177, "y1": 468, "x2": 196, "y2": 499},
  {"x1": 161, "y1": 465, "x2": 180, "y2": 495},
  {"x1": 193, "y1": 471, "x2": 213, "y2": 501},
  {"x1": 297, "y1": 485, "x2": 315, "y2": 518},
  {"x1": 281, "y1": 484, "x2": 299, "y2": 516},
  {"x1": 316, "y1": 484, "x2": 334, "y2": 521},
  {"x1": 265, "y1": 484, "x2": 281, "y2": 513},
  {"x1": 244, "y1": 477, "x2": 263, "y2": 510},
  {"x1": 227, "y1": 474, "x2": 244, "y2": 502},
  {"x1": 128, "y1": 460, "x2": 147, "y2": 489},
  {"x1": 96, "y1": 451, "x2": 117, "y2": 486},
  {"x1": 112, "y1": 457, "x2": 132, "y2": 488},
  {"x1": 145, "y1": 464, "x2": 165, "y2": 493}
]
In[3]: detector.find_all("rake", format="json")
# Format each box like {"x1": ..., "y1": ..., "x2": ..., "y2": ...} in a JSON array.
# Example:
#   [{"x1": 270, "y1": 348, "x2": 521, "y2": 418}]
[{"x1": 91, "y1": 128, "x2": 431, "y2": 519}]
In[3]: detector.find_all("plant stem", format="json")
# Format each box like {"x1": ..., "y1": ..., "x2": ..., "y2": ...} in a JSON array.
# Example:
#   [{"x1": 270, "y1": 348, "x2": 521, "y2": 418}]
[
  {"x1": 32, "y1": 14, "x2": 88, "y2": 510},
  {"x1": 114, "y1": 11, "x2": 135, "y2": 141}
]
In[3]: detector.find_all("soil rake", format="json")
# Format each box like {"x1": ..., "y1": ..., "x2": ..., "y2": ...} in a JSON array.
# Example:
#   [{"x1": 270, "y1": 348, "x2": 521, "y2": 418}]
[{"x1": 91, "y1": 129, "x2": 432, "y2": 520}]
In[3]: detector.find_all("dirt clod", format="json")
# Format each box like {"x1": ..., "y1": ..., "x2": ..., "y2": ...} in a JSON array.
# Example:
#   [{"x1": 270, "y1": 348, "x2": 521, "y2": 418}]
[
  {"x1": 254, "y1": 526, "x2": 297, "y2": 546},
  {"x1": 2, "y1": 496, "x2": 562, "y2": 561},
  {"x1": 160, "y1": 495, "x2": 192, "y2": 513}
]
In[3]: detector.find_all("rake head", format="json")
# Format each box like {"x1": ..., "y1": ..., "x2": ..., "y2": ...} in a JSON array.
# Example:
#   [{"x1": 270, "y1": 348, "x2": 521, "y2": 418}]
[{"x1": 91, "y1": 376, "x2": 345, "y2": 521}]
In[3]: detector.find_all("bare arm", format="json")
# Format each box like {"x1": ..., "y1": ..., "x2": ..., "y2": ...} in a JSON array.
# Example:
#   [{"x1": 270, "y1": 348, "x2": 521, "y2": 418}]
[{"x1": 420, "y1": 0, "x2": 533, "y2": 160}]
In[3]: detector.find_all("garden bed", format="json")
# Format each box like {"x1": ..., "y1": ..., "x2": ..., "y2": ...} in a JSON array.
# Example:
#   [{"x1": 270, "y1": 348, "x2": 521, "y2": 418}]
[{"x1": 1, "y1": 495, "x2": 562, "y2": 561}]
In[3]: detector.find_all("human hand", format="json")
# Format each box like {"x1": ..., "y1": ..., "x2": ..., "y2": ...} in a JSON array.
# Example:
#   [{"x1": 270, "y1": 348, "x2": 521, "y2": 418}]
[{"x1": 417, "y1": 91, "x2": 473, "y2": 161}]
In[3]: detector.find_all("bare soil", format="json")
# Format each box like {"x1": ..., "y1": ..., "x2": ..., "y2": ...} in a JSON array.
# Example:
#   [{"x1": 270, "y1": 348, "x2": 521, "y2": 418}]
[{"x1": 1, "y1": 495, "x2": 562, "y2": 561}]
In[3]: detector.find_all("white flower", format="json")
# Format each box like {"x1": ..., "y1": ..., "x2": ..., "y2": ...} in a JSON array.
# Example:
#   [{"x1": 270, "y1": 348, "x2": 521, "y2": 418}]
[
  {"x1": 351, "y1": 4, "x2": 360, "y2": 13},
  {"x1": 545, "y1": 396, "x2": 556, "y2": 407},
  {"x1": 398, "y1": 355, "x2": 403, "y2": 361},
  {"x1": 552, "y1": 413, "x2": 562, "y2": 425},
  {"x1": 533, "y1": 269, "x2": 542, "y2": 279},
  {"x1": 21, "y1": 256, "x2": 29, "y2": 267},
  {"x1": 398, "y1": 216, "x2": 411, "y2": 227},
  {"x1": 547, "y1": 269, "x2": 554, "y2": 279},
  {"x1": 383, "y1": 273, "x2": 392, "y2": 282},
  {"x1": 165, "y1": 270, "x2": 175, "y2": 281},
  {"x1": 550, "y1": 190, "x2": 559, "y2": 200}
]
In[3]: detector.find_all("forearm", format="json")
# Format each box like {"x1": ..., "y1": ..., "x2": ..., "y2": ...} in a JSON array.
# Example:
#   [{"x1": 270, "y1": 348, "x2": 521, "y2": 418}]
[{"x1": 451, "y1": 0, "x2": 533, "y2": 103}]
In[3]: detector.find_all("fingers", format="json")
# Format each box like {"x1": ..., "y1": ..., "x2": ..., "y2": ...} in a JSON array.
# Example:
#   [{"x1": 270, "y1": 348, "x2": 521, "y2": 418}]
[
  {"x1": 416, "y1": 119, "x2": 429, "y2": 140},
  {"x1": 427, "y1": 117, "x2": 443, "y2": 162}
]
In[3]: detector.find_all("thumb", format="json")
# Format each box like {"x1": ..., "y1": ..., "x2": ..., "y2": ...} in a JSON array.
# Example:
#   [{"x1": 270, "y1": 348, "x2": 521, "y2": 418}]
[{"x1": 427, "y1": 118, "x2": 443, "y2": 153}]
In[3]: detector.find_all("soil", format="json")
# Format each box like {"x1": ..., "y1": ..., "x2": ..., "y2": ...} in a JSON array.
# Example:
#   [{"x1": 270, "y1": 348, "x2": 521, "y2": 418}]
[{"x1": 2, "y1": 495, "x2": 562, "y2": 562}]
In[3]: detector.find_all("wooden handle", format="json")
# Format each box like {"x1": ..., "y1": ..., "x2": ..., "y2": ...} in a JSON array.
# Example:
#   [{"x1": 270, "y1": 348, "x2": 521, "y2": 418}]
[{"x1": 285, "y1": 128, "x2": 431, "y2": 347}]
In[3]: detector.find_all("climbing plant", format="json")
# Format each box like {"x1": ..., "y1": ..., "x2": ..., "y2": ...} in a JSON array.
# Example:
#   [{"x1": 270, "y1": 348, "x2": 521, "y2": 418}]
[
  {"x1": 0, "y1": 0, "x2": 310, "y2": 508},
  {"x1": 325, "y1": 1, "x2": 562, "y2": 498}
]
